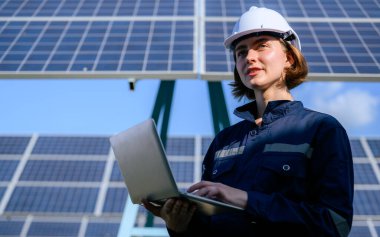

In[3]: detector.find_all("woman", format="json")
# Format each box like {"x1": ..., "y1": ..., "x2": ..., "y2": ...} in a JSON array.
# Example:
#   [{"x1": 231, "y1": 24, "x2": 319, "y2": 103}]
[{"x1": 143, "y1": 6, "x2": 353, "y2": 237}]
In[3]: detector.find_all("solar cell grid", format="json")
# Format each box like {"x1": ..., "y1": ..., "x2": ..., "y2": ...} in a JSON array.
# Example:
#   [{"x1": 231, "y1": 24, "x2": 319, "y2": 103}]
[
  {"x1": 0, "y1": 19, "x2": 194, "y2": 73},
  {"x1": 85, "y1": 223, "x2": 119, "y2": 237},
  {"x1": 202, "y1": 137, "x2": 213, "y2": 155},
  {"x1": 204, "y1": 21, "x2": 380, "y2": 74},
  {"x1": 0, "y1": 188, "x2": 6, "y2": 201},
  {"x1": 205, "y1": 0, "x2": 379, "y2": 18},
  {"x1": 353, "y1": 163, "x2": 379, "y2": 184},
  {"x1": 6, "y1": 187, "x2": 98, "y2": 213},
  {"x1": 31, "y1": 136, "x2": 110, "y2": 155},
  {"x1": 349, "y1": 226, "x2": 372, "y2": 237},
  {"x1": 166, "y1": 137, "x2": 195, "y2": 156},
  {"x1": 169, "y1": 161, "x2": 194, "y2": 183},
  {"x1": 0, "y1": 0, "x2": 194, "y2": 17},
  {"x1": 0, "y1": 136, "x2": 30, "y2": 154},
  {"x1": 350, "y1": 139, "x2": 367, "y2": 158},
  {"x1": 110, "y1": 161, "x2": 123, "y2": 182},
  {"x1": 103, "y1": 187, "x2": 127, "y2": 213},
  {"x1": 0, "y1": 221, "x2": 23, "y2": 235},
  {"x1": 20, "y1": 160, "x2": 106, "y2": 182},
  {"x1": 27, "y1": 222, "x2": 80, "y2": 236},
  {"x1": 367, "y1": 139, "x2": 380, "y2": 157},
  {"x1": 0, "y1": 160, "x2": 19, "y2": 181},
  {"x1": 353, "y1": 190, "x2": 380, "y2": 215}
]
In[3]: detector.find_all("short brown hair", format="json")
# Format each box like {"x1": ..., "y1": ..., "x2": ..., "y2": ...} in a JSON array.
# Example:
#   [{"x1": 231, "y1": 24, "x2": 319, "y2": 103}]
[{"x1": 230, "y1": 40, "x2": 308, "y2": 100}]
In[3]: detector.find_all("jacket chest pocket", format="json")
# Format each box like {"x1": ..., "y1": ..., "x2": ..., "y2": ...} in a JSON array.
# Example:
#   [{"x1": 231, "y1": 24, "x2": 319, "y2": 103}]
[
  {"x1": 211, "y1": 156, "x2": 239, "y2": 183},
  {"x1": 254, "y1": 153, "x2": 308, "y2": 199}
]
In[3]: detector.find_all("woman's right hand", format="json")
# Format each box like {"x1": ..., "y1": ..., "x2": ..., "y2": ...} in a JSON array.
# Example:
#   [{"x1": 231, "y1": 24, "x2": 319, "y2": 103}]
[{"x1": 142, "y1": 198, "x2": 197, "y2": 233}]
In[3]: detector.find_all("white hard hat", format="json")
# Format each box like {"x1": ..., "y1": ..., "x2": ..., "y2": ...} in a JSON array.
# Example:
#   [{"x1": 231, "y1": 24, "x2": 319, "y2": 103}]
[{"x1": 224, "y1": 6, "x2": 301, "y2": 51}]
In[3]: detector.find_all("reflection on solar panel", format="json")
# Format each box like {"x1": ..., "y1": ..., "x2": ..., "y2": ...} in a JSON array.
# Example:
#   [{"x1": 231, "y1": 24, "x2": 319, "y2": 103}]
[
  {"x1": 0, "y1": 134, "x2": 379, "y2": 236},
  {"x1": 0, "y1": 0, "x2": 379, "y2": 81}
]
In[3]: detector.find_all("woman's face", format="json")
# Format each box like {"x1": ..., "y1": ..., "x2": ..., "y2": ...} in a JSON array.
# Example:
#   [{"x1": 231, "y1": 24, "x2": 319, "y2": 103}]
[{"x1": 234, "y1": 35, "x2": 291, "y2": 92}]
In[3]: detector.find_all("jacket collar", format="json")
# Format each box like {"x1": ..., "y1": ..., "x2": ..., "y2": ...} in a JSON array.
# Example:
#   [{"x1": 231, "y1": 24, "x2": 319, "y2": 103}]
[{"x1": 233, "y1": 100, "x2": 303, "y2": 124}]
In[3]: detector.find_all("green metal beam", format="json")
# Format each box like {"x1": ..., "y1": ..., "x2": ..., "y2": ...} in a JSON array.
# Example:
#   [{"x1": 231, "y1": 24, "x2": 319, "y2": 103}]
[
  {"x1": 145, "y1": 80, "x2": 176, "y2": 227},
  {"x1": 207, "y1": 81, "x2": 230, "y2": 134}
]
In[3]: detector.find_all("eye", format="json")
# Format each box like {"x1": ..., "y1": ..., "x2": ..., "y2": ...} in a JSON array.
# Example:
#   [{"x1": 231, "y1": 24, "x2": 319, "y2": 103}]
[
  {"x1": 257, "y1": 43, "x2": 269, "y2": 49},
  {"x1": 236, "y1": 49, "x2": 247, "y2": 58}
]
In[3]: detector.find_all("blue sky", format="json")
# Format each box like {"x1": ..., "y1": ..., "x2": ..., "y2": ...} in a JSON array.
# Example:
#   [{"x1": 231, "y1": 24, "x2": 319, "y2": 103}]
[{"x1": 0, "y1": 78, "x2": 379, "y2": 138}]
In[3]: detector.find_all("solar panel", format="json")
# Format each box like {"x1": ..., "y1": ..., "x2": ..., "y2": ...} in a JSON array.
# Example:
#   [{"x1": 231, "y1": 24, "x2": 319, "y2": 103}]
[
  {"x1": 349, "y1": 226, "x2": 372, "y2": 237},
  {"x1": 1, "y1": 0, "x2": 379, "y2": 81},
  {"x1": 0, "y1": 136, "x2": 30, "y2": 154},
  {"x1": 350, "y1": 139, "x2": 367, "y2": 158},
  {"x1": 0, "y1": 0, "x2": 194, "y2": 17},
  {"x1": 205, "y1": 0, "x2": 380, "y2": 18},
  {"x1": 103, "y1": 188, "x2": 128, "y2": 213},
  {"x1": 0, "y1": 188, "x2": 6, "y2": 201},
  {"x1": 20, "y1": 160, "x2": 106, "y2": 181},
  {"x1": 0, "y1": 19, "x2": 195, "y2": 78},
  {"x1": 0, "y1": 160, "x2": 18, "y2": 181},
  {"x1": 367, "y1": 139, "x2": 380, "y2": 157},
  {"x1": 85, "y1": 223, "x2": 120, "y2": 237},
  {"x1": 353, "y1": 163, "x2": 379, "y2": 184},
  {"x1": 203, "y1": 21, "x2": 380, "y2": 79},
  {"x1": 5, "y1": 187, "x2": 98, "y2": 213},
  {"x1": 31, "y1": 136, "x2": 110, "y2": 155},
  {"x1": 166, "y1": 137, "x2": 195, "y2": 156},
  {"x1": 201, "y1": 137, "x2": 213, "y2": 155},
  {"x1": 353, "y1": 190, "x2": 380, "y2": 215},
  {"x1": 0, "y1": 220, "x2": 23, "y2": 236},
  {"x1": 27, "y1": 222, "x2": 80, "y2": 236},
  {"x1": 0, "y1": 135, "x2": 380, "y2": 235},
  {"x1": 169, "y1": 161, "x2": 194, "y2": 183},
  {"x1": 110, "y1": 161, "x2": 123, "y2": 182}
]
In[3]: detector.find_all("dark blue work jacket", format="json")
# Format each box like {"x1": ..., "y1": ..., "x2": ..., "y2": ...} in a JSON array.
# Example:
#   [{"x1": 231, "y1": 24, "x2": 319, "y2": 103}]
[{"x1": 169, "y1": 100, "x2": 354, "y2": 237}]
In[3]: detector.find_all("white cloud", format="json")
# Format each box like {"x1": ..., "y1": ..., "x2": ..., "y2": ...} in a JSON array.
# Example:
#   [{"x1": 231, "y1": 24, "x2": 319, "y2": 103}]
[{"x1": 313, "y1": 88, "x2": 379, "y2": 128}]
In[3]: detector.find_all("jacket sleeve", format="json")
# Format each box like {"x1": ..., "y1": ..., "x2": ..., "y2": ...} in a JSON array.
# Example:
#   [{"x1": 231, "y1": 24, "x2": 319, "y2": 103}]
[{"x1": 245, "y1": 117, "x2": 354, "y2": 237}]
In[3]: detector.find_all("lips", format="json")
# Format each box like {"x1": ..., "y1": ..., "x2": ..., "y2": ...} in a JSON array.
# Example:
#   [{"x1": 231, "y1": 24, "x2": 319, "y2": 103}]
[{"x1": 247, "y1": 67, "x2": 262, "y2": 76}]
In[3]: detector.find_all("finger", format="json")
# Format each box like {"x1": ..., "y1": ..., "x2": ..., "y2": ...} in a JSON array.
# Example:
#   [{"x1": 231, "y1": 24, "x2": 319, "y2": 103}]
[
  {"x1": 187, "y1": 181, "x2": 211, "y2": 193},
  {"x1": 141, "y1": 200, "x2": 161, "y2": 217},
  {"x1": 163, "y1": 199, "x2": 175, "y2": 214},
  {"x1": 171, "y1": 200, "x2": 183, "y2": 214}
]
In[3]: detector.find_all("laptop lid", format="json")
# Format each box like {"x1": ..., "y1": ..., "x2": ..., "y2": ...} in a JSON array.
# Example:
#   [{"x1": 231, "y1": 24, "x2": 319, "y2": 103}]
[
  {"x1": 110, "y1": 119, "x2": 244, "y2": 215},
  {"x1": 110, "y1": 119, "x2": 180, "y2": 203}
]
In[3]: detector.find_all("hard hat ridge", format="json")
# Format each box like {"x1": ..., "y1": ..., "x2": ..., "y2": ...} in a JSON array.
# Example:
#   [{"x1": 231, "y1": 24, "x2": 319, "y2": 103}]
[{"x1": 224, "y1": 6, "x2": 301, "y2": 51}]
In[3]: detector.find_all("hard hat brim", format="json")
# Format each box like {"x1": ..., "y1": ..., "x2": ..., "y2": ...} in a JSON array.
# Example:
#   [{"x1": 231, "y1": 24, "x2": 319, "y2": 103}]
[{"x1": 224, "y1": 28, "x2": 299, "y2": 50}]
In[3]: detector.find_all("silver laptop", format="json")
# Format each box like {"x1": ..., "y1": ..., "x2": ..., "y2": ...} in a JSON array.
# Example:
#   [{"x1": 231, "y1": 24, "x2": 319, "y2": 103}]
[{"x1": 109, "y1": 118, "x2": 243, "y2": 216}]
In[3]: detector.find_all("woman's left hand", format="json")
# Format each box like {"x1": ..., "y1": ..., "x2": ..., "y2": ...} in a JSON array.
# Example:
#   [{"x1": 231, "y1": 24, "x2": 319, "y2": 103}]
[{"x1": 187, "y1": 181, "x2": 248, "y2": 209}]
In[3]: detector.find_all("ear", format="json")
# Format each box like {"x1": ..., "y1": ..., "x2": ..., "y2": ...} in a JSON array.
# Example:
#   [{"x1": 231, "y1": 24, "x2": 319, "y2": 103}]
[{"x1": 285, "y1": 51, "x2": 295, "y2": 68}]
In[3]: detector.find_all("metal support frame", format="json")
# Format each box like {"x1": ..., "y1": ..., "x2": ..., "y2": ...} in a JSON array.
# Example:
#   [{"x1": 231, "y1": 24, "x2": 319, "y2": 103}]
[
  {"x1": 118, "y1": 80, "x2": 230, "y2": 237},
  {"x1": 207, "y1": 81, "x2": 230, "y2": 134}
]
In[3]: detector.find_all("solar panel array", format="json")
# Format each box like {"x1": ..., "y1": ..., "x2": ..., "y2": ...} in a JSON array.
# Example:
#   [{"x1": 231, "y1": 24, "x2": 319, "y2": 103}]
[
  {"x1": 0, "y1": 0, "x2": 379, "y2": 80},
  {"x1": 0, "y1": 134, "x2": 380, "y2": 236}
]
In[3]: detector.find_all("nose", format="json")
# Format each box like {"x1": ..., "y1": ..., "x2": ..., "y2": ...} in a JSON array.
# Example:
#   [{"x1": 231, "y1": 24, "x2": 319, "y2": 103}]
[{"x1": 246, "y1": 49, "x2": 258, "y2": 63}]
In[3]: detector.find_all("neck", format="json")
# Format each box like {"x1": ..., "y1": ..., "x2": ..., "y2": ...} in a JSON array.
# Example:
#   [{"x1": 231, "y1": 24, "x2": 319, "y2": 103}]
[{"x1": 254, "y1": 89, "x2": 293, "y2": 118}]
